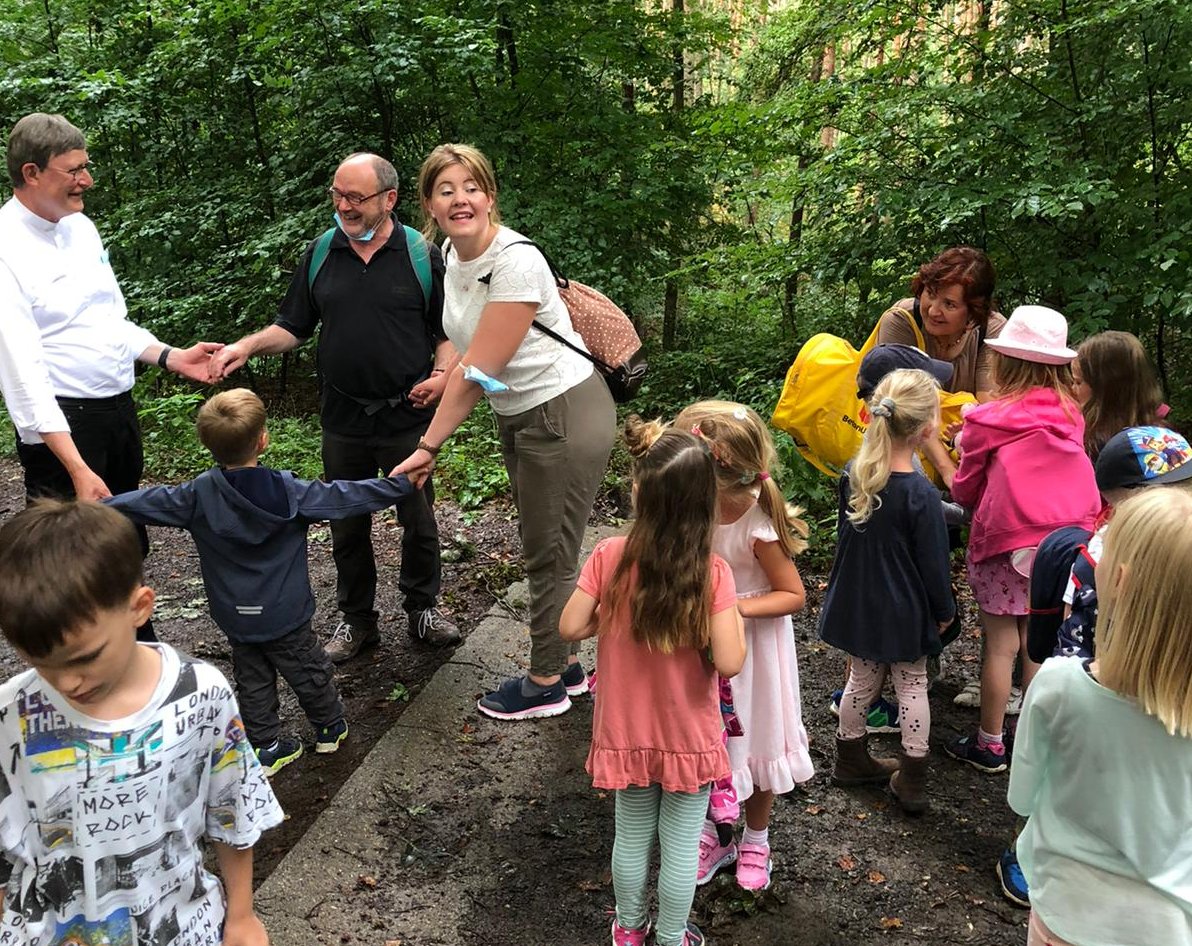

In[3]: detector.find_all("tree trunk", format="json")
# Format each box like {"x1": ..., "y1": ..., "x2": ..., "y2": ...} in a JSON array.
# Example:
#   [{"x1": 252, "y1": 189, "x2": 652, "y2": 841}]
[{"x1": 663, "y1": 281, "x2": 679, "y2": 351}]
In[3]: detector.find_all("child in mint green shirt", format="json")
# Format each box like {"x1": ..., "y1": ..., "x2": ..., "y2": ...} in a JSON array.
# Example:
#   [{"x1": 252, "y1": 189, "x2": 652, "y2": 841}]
[{"x1": 1009, "y1": 487, "x2": 1192, "y2": 946}]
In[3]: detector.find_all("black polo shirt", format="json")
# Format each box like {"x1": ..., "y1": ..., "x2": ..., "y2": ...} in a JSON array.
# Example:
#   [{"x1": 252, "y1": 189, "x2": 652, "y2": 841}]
[{"x1": 275, "y1": 217, "x2": 446, "y2": 438}]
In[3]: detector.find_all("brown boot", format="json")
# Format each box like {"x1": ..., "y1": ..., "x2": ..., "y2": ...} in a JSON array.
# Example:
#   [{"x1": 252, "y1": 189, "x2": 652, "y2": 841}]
[
  {"x1": 831, "y1": 736, "x2": 900, "y2": 786},
  {"x1": 889, "y1": 752, "x2": 930, "y2": 814}
]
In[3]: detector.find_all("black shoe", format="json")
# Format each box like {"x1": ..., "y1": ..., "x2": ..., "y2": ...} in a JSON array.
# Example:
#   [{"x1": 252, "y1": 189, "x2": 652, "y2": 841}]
[
  {"x1": 477, "y1": 676, "x2": 571, "y2": 720},
  {"x1": 561, "y1": 661, "x2": 589, "y2": 696},
  {"x1": 409, "y1": 607, "x2": 461, "y2": 647},
  {"x1": 315, "y1": 718, "x2": 349, "y2": 754},
  {"x1": 256, "y1": 735, "x2": 303, "y2": 776}
]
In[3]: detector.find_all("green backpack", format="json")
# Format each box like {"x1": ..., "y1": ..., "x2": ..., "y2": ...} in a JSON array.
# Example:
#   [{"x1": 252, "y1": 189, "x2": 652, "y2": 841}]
[{"x1": 306, "y1": 224, "x2": 432, "y2": 311}]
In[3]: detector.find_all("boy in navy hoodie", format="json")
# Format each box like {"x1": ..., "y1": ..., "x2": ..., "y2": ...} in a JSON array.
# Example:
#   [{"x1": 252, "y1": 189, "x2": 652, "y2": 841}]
[{"x1": 108, "y1": 388, "x2": 413, "y2": 775}]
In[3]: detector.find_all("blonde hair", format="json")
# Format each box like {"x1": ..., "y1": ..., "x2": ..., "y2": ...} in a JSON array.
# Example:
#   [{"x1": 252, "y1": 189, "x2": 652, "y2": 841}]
[
  {"x1": 1078, "y1": 331, "x2": 1164, "y2": 459},
  {"x1": 196, "y1": 389, "x2": 267, "y2": 466},
  {"x1": 848, "y1": 369, "x2": 940, "y2": 525},
  {"x1": 601, "y1": 416, "x2": 718, "y2": 653},
  {"x1": 1096, "y1": 487, "x2": 1192, "y2": 736},
  {"x1": 993, "y1": 351, "x2": 1077, "y2": 402},
  {"x1": 674, "y1": 400, "x2": 809, "y2": 557},
  {"x1": 416, "y1": 143, "x2": 502, "y2": 240}
]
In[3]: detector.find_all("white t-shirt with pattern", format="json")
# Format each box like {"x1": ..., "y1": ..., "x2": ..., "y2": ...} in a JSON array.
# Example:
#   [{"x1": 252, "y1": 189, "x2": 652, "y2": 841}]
[{"x1": 0, "y1": 644, "x2": 283, "y2": 946}]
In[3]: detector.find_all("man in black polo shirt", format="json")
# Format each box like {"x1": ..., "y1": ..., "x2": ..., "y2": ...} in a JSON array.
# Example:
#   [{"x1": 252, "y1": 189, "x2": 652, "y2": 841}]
[{"x1": 210, "y1": 152, "x2": 460, "y2": 656}]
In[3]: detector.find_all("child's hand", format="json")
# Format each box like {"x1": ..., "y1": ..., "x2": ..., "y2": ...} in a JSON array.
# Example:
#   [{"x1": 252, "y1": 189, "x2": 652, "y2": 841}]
[{"x1": 222, "y1": 912, "x2": 270, "y2": 946}]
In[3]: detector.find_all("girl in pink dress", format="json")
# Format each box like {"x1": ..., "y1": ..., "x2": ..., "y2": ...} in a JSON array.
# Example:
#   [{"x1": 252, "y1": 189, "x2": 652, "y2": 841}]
[
  {"x1": 561, "y1": 418, "x2": 746, "y2": 946},
  {"x1": 676, "y1": 401, "x2": 814, "y2": 892}
]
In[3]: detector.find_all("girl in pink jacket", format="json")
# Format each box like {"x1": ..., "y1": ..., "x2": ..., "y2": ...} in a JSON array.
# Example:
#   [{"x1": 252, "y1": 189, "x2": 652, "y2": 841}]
[{"x1": 945, "y1": 306, "x2": 1099, "y2": 775}]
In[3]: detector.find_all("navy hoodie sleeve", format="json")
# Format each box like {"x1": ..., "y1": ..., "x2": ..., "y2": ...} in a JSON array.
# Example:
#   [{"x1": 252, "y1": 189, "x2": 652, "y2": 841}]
[
  {"x1": 105, "y1": 482, "x2": 198, "y2": 528},
  {"x1": 293, "y1": 475, "x2": 414, "y2": 522}
]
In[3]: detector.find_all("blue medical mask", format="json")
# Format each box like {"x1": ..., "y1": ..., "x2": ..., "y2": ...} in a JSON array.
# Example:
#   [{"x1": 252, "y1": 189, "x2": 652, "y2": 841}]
[{"x1": 334, "y1": 211, "x2": 377, "y2": 243}]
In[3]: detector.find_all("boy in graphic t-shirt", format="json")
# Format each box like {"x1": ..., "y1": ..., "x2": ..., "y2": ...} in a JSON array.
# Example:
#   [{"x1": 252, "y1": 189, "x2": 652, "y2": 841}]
[{"x1": 0, "y1": 499, "x2": 283, "y2": 946}]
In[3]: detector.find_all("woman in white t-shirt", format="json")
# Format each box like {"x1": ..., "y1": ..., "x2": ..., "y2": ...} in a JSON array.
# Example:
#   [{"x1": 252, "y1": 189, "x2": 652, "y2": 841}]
[{"x1": 394, "y1": 143, "x2": 616, "y2": 721}]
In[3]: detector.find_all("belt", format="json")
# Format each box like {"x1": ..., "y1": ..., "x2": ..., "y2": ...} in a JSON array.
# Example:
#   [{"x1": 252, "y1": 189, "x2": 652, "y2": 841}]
[{"x1": 56, "y1": 390, "x2": 135, "y2": 410}]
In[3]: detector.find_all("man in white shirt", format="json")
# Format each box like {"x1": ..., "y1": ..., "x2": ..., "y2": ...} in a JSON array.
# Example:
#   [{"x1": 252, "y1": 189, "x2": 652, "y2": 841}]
[
  {"x1": 0, "y1": 113, "x2": 220, "y2": 639},
  {"x1": 0, "y1": 113, "x2": 219, "y2": 503}
]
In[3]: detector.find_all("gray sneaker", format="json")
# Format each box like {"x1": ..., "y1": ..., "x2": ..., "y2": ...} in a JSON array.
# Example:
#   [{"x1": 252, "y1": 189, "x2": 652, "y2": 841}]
[
  {"x1": 324, "y1": 620, "x2": 379, "y2": 663},
  {"x1": 409, "y1": 608, "x2": 461, "y2": 647}
]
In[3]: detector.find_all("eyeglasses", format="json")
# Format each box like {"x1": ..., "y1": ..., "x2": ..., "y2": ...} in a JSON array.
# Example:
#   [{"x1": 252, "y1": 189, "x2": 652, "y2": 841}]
[
  {"x1": 328, "y1": 187, "x2": 392, "y2": 207},
  {"x1": 48, "y1": 161, "x2": 95, "y2": 182}
]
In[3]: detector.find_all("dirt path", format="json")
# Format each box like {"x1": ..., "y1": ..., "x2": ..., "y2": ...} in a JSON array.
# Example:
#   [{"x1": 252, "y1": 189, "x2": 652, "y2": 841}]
[{"x1": 0, "y1": 458, "x2": 1028, "y2": 943}]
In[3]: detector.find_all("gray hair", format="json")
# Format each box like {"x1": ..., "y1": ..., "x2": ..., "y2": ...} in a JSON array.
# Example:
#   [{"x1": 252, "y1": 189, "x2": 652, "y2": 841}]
[
  {"x1": 341, "y1": 152, "x2": 398, "y2": 193},
  {"x1": 7, "y1": 113, "x2": 86, "y2": 188}
]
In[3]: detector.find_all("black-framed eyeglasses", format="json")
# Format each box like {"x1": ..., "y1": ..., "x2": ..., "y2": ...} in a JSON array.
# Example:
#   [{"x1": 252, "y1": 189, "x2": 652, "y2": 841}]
[
  {"x1": 328, "y1": 186, "x2": 392, "y2": 207},
  {"x1": 48, "y1": 161, "x2": 95, "y2": 182}
]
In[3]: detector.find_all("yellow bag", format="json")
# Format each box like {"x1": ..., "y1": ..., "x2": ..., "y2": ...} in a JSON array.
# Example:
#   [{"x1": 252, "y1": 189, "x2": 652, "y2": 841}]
[{"x1": 770, "y1": 307, "x2": 975, "y2": 479}]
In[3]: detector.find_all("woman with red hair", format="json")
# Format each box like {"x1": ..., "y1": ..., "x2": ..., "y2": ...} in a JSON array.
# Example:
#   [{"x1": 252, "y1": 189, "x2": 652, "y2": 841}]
[{"x1": 877, "y1": 247, "x2": 1005, "y2": 403}]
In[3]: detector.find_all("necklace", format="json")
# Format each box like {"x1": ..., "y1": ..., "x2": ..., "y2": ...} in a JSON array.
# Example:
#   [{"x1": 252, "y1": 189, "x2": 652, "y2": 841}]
[{"x1": 934, "y1": 327, "x2": 969, "y2": 356}]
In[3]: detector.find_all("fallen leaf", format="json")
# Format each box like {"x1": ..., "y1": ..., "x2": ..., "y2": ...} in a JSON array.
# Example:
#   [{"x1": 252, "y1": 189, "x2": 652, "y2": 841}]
[
  {"x1": 855, "y1": 812, "x2": 869, "y2": 821},
  {"x1": 805, "y1": 804, "x2": 826, "y2": 815},
  {"x1": 879, "y1": 916, "x2": 903, "y2": 930},
  {"x1": 836, "y1": 854, "x2": 857, "y2": 871},
  {"x1": 953, "y1": 864, "x2": 971, "y2": 873},
  {"x1": 357, "y1": 874, "x2": 378, "y2": 889},
  {"x1": 577, "y1": 879, "x2": 603, "y2": 891},
  {"x1": 867, "y1": 870, "x2": 886, "y2": 884},
  {"x1": 383, "y1": 940, "x2": 403, "y2": 946},
  {"x1": 461, "y1": 722, "x2": 475, "y2": 734}
]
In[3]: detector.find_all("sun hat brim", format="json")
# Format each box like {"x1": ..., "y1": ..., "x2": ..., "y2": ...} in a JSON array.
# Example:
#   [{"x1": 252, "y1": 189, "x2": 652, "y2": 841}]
[{"x1": 984, "y1": 337, "x2": 1077, "y2": 366}]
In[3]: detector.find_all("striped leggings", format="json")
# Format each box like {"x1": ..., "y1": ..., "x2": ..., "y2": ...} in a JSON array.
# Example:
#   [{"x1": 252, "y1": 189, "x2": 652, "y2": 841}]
[{"x1": 613, "y1": 783, "x2": 711, "y2": 946}]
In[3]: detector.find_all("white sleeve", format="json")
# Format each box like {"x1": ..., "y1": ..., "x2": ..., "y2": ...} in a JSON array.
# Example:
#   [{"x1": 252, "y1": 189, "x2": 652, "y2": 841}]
[{"x1": 0, "y1": 259, "x2": 70, "y2": 438}]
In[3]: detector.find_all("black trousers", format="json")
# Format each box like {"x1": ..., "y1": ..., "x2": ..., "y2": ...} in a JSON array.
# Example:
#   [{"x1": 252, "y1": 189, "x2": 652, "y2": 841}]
[
  {"x1": 16, "y1": 392, "x2": 156, "y2": 642},
  {"x1": 230, "y1": 620, "x2": 344, "y2": 748},
  {"x1": 321, "y1": 426, "x2": 441, "y2": 625}
]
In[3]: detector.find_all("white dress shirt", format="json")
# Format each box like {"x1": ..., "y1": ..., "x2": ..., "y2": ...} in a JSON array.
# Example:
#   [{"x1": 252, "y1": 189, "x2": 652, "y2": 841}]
[{"x1": 0, "y1": 196, "x2": 159, "y2": 443}]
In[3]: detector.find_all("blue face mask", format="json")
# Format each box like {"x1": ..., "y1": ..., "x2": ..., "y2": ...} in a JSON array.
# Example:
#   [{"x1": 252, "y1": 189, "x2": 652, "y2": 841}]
[{"x1": 334, "y1": 211, "x2": 377, "y2": 243}]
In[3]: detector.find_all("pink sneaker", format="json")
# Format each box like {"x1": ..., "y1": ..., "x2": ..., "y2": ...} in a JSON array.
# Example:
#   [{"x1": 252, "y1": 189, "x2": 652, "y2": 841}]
[
  {"x1": 696, "y1": 828, "x2": 737, "y2": 886},
  {"x1": 735, "y1": 841, "x2": 772, "y2": 891},
  {"x1": 610, "y1": 915, "x2": 650, "y2": 946},
  {"x1": 708, "y1": 778, "x2": 740, "y2": 823}
]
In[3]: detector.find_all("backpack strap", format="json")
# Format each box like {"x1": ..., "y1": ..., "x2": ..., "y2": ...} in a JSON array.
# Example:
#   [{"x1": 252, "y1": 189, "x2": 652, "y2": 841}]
[
  {"x1": 307, "y1": 224, "x2": 433, "y2": 314},
  {"x1": 403, "y1": 224, "x2": 432, "y2": 312},
  {"x1": 307, "y1": 227, "x2": 337, "y2": 294}
]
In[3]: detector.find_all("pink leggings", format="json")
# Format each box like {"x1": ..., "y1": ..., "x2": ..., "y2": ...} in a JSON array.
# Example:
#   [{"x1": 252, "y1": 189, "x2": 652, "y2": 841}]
[
  {"x1": 1027, "y1": 911, "x2": 1074, "y2": 945},
  {"x1": 837, "y1": 657, "x2": 929, "y2": 757}
]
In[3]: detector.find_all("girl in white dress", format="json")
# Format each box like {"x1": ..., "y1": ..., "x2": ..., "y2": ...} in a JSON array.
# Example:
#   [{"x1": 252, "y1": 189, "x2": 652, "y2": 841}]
[{"x1": 675, "y1": 401, "x2": 814, "y2": 892}]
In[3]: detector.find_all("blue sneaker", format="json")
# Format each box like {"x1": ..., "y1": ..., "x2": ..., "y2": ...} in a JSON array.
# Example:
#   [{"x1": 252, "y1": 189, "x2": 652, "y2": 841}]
[
  {"x1": 829, "y1": 690, "x2": 901, "y2": 734},
  {"x1": 944, "y1": 732, "x2": 1008, "y2": 774},
  {"x1": 256, "y1": 735, "x2": 303, "y2": 777},
  {"x1": 996, "y1": 848, "x2": 1030, "y2": 908},
  {"x1": 315, "y1": 718, "x2": 348, "y2": 754},
  {"x1": 561, "y1": 661, "x2": 590, "y2": 697},
  {"x1": 477, "y1": 676, "x2": 571, "y2": 721}
]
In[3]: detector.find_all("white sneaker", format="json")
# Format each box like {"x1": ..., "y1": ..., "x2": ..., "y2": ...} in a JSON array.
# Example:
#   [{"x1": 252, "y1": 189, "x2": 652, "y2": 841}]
[
  {"x1": 953, "y1": 680, "x2": 981, "y2": 707},
  {"x1": 1005, "y1": 685, "x2": 1024, "y2": 716}
]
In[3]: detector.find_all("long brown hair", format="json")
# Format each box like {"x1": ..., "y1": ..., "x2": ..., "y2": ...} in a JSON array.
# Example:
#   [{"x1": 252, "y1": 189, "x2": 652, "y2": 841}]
[
  {"x1": 602, "y1": 416, "x2": 718, "y2": 652},
  {"x1": 1077, "y1": 331, "x2": 1164, "y2": 459}
]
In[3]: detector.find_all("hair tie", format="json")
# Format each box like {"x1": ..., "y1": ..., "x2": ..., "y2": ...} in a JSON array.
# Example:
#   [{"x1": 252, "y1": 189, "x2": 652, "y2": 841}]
[
  {"x1": 872, "y1": 397, "x2": 896, "y2": 419},
  {"x1": 757, "y1": 471, "x2": 770, "y2": 482}
]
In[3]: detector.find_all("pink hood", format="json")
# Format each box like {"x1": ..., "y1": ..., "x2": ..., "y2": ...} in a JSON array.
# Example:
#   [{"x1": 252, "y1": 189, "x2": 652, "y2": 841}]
[{"x1": 951, "y1": 388, "x2": 1100, "y2": 563}]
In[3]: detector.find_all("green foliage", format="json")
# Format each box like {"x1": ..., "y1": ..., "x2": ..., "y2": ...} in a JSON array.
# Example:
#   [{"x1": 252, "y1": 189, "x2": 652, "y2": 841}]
[
  {"x1": 135, "y1": 381, "x2": 208, "y2": 481},
  {"x1": 433, "y1": 401, "x2": 508, "y2": 510}
]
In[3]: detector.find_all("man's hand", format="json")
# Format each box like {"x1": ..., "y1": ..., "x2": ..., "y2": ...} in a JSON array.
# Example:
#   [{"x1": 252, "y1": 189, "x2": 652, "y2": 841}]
[
  {"x1": 71, "y1": 466, "x2": 112, "y2": 501},
  {"x1": 389, "y1": 449, "x2": 436, "y2": 489},
  {"x1": 208, "y1": 343, "x2": 250, "y2": 383},
  {"x1": 169, "y1": 342, "x2": 225, "y2": 384},
  {"x1": 221, "y1": 912, "x2": 269, "y2": 946},
  {"x1": 408, "y1": 371, "x2": 448, "y2": 409}
]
